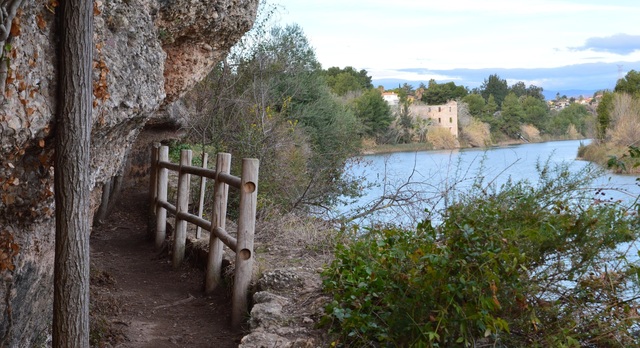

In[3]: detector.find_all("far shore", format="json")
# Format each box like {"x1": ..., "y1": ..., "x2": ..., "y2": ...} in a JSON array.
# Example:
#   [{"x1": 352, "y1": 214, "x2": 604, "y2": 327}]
[{"x1": 360, "y1": 137, "x2": 585, "y2": 156}]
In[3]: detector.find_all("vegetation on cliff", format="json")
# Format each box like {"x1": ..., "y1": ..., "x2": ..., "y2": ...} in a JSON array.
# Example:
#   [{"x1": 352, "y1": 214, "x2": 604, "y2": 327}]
[{"x1": 579, "y1": 70, "x2": 640, "y2": 174}]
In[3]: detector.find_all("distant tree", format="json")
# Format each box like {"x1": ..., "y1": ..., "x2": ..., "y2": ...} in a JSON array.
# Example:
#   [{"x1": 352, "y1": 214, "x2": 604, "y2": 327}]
[
  {"x1": 397, "y1": 101, "x2": 414, "y2": 143},
  {"x1": 462, "y1": 93, "x2": 485, "y2": 117},
  {"x1": 614, "y1": 70, "x2": 640, "y2": 96},
  {"x1": 484, "y1": 94, "x2": 498, "y2": 116},
  {"x1": 499, "y1": 92, "x2": 525, "y2": 137},
  {"x1": 521, "y1": 96, "x2": 549, "y2": 132},
  {"x1": 526, "y1": 85, "x2": 545, "y2": 100},
  {"x1": 510, "y1": 81, "x2": 527, "y2": 98},
  {"x1": 480, "y1": 74, "x2": 509, "y2": 108},
  {"x1": 421, "y1": 79, "x2": 468, "y2": 104},
  {"x1": 549, "y1": 103, "x2": 591, "y2": 137},
  {"x1": 352, "y1": 89, "x2": 393, "y2": 138},
  {"x1": 396, "y1": 83, "x2": 415, "y2": 101},
  {"x1": 324, "y1": 66, "x2": 373, "y2": 96},
  {"x1": 508, "y1": 81, "x2": 545, "y2": 101},
  {"x1": 596, "y1": 91, "x2": 614, "y2": 141}
]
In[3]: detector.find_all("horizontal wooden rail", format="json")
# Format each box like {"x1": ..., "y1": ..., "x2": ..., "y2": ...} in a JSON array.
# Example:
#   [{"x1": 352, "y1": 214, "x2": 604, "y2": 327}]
[
  {"x1": 149, "y1": 145, "x2": 258, "y2": 330},
  {"x1": 175, "y1": 211, "x2": 238, "y2": 251},
  {"x1": 158, "y1": 200, "x2": 176, "y2": 215},
  {"x1": 177, "y1": 164, "x2": 242, "y2": 189},
  {"x1": 158, "y1": 161, "x2": 180, "y2": 172}
]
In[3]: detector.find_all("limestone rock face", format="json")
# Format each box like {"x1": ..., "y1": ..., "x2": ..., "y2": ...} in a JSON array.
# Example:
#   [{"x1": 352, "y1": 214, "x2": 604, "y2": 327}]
[{"x1": 0, "y1": 0, "x2": 257, "y2": 345}]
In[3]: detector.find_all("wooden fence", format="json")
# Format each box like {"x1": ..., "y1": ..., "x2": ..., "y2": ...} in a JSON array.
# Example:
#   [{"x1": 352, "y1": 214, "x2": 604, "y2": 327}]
[{"x1": 148, "y1": 143, "x2": 259, "y2": 329}]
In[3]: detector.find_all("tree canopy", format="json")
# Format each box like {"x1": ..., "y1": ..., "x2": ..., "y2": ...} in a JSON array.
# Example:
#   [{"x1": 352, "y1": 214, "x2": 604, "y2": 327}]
[
  {"x1": 614, "y1": 69, "x2": 640, "y2": 96},
  {"x1": 324, "y1": 66, "x2": 373, "y2": 96},
  {"x1": 419, "y1": 79, "x2": 468, "y2": 105}
]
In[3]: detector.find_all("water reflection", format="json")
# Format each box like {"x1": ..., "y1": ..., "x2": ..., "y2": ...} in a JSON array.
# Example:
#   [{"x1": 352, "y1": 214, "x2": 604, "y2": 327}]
[{"x1": 335, "y1": 140, "x2": 640, "y2": 227}]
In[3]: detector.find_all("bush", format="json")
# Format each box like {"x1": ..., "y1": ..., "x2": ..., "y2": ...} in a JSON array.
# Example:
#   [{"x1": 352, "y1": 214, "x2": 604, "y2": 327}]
[
  {"x1": 426, "y1": 126, "x2": 459, "y2": 149},
  {"x1": 461, "y1": 118, "x2": 491, "y2": 147},
  {"x1": 323, "y1": 165, "x2": 640, "y2": 347}
]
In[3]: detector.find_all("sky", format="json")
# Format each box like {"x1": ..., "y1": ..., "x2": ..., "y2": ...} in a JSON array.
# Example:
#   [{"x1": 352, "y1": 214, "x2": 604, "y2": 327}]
[{"x1": 271, "y1": 0, "x2": 640, "y2": 96}]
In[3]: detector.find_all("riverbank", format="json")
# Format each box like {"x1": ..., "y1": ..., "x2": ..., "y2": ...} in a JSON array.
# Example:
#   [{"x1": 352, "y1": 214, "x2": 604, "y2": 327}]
[{"x1": 361, "y1": 137, "x2": 579, "y2": 155}]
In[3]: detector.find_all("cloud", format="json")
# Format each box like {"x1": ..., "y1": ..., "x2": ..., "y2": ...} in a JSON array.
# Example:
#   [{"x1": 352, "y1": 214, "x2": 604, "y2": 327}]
[
  {"x1": 371, "y1": 61, "x2": 640, "y2": 95},
  {"x1": 570, "y1": 33, "x2": 640, "y2": 55}
]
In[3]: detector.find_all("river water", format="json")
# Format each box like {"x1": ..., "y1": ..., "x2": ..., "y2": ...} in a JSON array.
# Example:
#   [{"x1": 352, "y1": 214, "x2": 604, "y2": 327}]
[{"x1": 335, "y1": 139, "x2": 640, "y2": 227}]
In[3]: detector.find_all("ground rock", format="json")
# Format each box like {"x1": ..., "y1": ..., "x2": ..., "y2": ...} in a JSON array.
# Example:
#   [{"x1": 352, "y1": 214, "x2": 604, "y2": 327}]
[{"x1": 241, "y1": 267, "x2": 330, "y2": 348}]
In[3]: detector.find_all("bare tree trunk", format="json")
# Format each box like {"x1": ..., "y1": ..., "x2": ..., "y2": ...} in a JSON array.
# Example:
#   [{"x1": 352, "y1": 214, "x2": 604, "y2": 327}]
[{"x1": 52, "y1": 0, "x2": 93, "y2": 345}]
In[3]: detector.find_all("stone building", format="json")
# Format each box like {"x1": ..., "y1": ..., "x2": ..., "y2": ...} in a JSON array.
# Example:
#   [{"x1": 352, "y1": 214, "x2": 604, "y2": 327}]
[{"x1": 411, "y1": 100, "x2": 459, "y2": 138}]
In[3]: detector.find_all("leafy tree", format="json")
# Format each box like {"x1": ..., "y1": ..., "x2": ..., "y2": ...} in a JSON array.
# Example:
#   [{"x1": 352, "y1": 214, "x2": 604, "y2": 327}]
[
  {"x1": 462, "y1": 93, "x2": 485, "y2": 117},
  {"x1": 510, "y1": 81, "x2": 527, "y2": 98},
  {"x1": 525, "y1": 84, "x2": 545, "y2": 100},
  {"x1": 498, "y1": 92, "x2": 525, "y2": 137},
  {"x1": 396, "y1": 83, "x2": 415, "y2": 101},
  {"x1": 483, "y1": 94, "x2": 498, "y2": 117},
  {"x1": 548, "y1": 103, "x2": 591, "y2": 137},
  {"x1": 510, "y1": 81, "x2": 545, "y2": 101},
  {"x1": 614, "y1": 69, "x2": 640, "y2": 96},
  {"x1": 596, "y1": 91, "x2": 614, "y2": 141},
  {"x1": 184, "y1": 23, "x2": 363, "y2": 212},
  {"x1": 397, "y1": 101, "x2": 413, "y2": 143},
  {"x1": 352, "y1": 89, "x2": 393, "y2": 138},
  {"x1": 521, "y1": 95, "x2": 549, "y2": 131},
  {"x1": 420, "y1": 79, "x2": 468, "y2": 105},
  {"x1": 324, "y1": 66, "x2": 373, "y2": 96},
  {"x1": 480, "y1": 74, "x2": 509, "y2": 108}
]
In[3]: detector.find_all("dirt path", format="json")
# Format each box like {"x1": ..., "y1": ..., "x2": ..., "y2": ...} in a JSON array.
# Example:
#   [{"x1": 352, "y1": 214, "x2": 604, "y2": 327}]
[{"x1": 90, "y1": 191, "x2": 242, "y2": 347}]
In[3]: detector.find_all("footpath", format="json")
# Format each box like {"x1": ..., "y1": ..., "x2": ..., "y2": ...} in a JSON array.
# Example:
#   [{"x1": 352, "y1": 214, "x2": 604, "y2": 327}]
[{"x1": 90, "y1": 192, "x2": 241, "y2": 347}]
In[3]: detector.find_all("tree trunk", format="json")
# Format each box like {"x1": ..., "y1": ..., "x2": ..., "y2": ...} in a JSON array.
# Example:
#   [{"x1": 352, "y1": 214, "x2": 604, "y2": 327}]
[{"x1": 52, "y1": 0, "x2": 93, "y2": 346}]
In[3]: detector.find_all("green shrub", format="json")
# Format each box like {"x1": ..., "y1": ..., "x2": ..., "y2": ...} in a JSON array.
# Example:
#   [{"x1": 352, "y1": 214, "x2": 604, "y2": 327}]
[{"x1": 323, "y1": 165, "x2": 640, "y2": 347}]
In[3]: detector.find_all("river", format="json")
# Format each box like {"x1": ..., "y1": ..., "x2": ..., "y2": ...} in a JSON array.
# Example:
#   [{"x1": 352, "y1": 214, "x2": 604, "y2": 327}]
[{"x1": 334, "y1": 139, "x2": 640, "y2": 227}]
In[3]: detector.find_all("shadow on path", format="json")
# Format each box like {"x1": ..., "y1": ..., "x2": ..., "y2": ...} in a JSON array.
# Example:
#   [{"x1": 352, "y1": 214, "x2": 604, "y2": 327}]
[{"x1": 90, "y1": 191, "x2": 241, "y2": 347}]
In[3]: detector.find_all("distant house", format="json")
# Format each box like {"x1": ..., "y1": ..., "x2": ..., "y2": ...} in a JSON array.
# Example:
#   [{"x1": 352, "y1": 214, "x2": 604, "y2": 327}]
[
  {"x1": 382, "y1": 92, "x2": 400, "y2": 106},
  {"x1": 411, "y1": 100, "x2": 458, "y2": 138}
]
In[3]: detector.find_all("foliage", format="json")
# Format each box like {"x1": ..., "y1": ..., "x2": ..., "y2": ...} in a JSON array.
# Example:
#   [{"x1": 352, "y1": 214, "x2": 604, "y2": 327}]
[
  {"x1": 606, "y1": 92, "x2": 640, "y2": 147},
  {"x1": 323, "y1": 164, "x2": 640, "y2": 347},
  {"x1": 509, "y1": 81, "x2": 545, "y2": 101},
  {"x1": 396, "y1": 101, "x2": 414, "y2": 144},
  {"x1": 614, "y1": 69, "x2": 640, "y2": 96},
  {"x1": 461, "y1": 117, "x2": 491, "y2": 147},
  {"x1": 498, "y1": 92, "x2": 525, "y2": 137},
  {"x1": 596, "y1": 91, "x2": 614, "y2": 141},
  {"x1": 182, "y1": 20, "x2": 363, "y2": 213},
  {"x1": 607, "y1": 145, "x2": 640, "y2": 172},
  {"x1": 480, "y1": 74, "x2": 509, "y2": 108},
  {"x1": 426, "y1": 126, "x2": 458, "y2": 149},
  {"x1": 462, "y1": 93, "x2": 485, "y2": 118},
  {"x1": 521, "y1": 96, "x2": 549, "y2": 131},
  {"x1": 420, "y1": 79, "x2": 468, "y2": 105},
  {"x1": 548, "y1": 103, "x2": 591, "y2": 137},
  {"x1": 351, "y1": 88, "x2": 393, "y2": 138},
  {"x1": 324, "y1": 66, "x2": 373, "y2": 96}
]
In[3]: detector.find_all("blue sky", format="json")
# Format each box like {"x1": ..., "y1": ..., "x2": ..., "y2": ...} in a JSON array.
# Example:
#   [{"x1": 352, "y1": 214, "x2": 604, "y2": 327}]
[{"x1": 272, "y1": 0, "x2": 640, "y2": 94}]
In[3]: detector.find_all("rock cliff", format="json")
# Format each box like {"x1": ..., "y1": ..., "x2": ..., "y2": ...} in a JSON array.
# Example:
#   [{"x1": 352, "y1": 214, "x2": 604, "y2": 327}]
[{"x1": 0, "y1": 0, "x2": 257, "y2": 345}]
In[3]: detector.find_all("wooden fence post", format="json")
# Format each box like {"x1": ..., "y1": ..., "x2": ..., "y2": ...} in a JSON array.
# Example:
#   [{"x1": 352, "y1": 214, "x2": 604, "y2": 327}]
[
  {"x1": 195, "y1": 152, "x2": 209, "y2": 239},
  {"x1": 173, "y1": 149, "x2": 192, "y2": 268},
  {"x1": 205, "y1": 153, "x2": 231, "y2": 293},
  {"x1": 155, "y1": 145, "x2": 169, "y2": 249},
  {"x1": 232, "y1": 158, "x2": 259, "y2": 329},
  {"x1": 148, "y1": 142, "x2": 160, "y2": 219}
]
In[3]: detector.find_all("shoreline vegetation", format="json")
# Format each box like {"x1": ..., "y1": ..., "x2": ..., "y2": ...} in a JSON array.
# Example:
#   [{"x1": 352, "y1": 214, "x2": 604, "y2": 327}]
[{"x1": 360, "y1": 135, "x2": 587, "y2": 156}]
